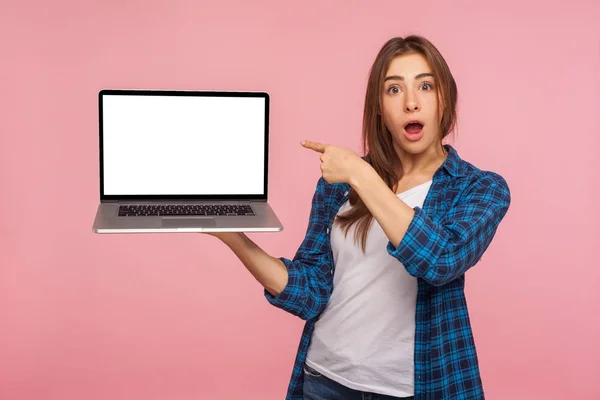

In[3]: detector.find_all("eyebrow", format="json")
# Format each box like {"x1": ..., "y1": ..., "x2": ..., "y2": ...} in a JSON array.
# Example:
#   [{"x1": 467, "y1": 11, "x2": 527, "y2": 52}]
[{"x1": 384, "y1": 73, "x2": 434, "y2": 82}]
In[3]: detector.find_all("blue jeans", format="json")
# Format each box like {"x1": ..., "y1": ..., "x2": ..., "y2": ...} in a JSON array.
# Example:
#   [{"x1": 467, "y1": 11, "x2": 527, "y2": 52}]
[{"x1": 303, "y1": 364, "x2": 415, "y2": 400}]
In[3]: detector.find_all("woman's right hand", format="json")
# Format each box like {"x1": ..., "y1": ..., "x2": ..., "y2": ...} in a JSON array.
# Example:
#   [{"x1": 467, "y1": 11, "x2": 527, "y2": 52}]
[{"x1": 201, "y1": 231, "x2": 243, "y2": 243}]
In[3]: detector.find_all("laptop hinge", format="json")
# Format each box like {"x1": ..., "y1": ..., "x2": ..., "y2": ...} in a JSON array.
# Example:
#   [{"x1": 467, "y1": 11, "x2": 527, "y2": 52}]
[{"x1": 102, "y1": 199, "x2": 267, "y2": 203}]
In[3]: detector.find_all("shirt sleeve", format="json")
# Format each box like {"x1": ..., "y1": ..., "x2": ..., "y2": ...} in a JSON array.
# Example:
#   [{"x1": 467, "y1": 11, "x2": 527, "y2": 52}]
[
  {"x1": 387, "y1": 172, "x2": 511, "y2": 286},
  {"x1": 264, "y1": 177, "x2": 334, "y2": 320}
]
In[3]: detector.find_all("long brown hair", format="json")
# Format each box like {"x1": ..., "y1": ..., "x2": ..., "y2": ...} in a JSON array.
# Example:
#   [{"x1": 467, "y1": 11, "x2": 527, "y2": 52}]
[{"x1": 334, "y1": 35, "x2": 458, "y2": 252}]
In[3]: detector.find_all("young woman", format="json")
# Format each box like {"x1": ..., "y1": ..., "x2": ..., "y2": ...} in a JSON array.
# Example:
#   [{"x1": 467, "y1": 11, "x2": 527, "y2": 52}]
[{"x1": 206, "y1": 35, "x2": 511, "y2": 400}]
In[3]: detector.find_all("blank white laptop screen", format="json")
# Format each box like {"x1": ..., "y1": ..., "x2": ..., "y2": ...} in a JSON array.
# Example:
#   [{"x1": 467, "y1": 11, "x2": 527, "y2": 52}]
[{"x1": 101, "y1": 94, "x2": 266, "y2": 196}]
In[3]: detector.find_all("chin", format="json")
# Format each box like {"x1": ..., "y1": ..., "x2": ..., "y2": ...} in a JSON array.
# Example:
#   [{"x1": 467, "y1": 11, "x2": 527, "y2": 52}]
[{"x1": 397, "y1": 136, "x2": 435, "y2": 154}]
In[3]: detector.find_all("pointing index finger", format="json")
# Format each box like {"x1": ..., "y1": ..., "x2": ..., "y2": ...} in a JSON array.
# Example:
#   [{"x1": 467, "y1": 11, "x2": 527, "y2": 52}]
[{"x1": 301, "y1": 140, "x2": 326, "y2": 153}]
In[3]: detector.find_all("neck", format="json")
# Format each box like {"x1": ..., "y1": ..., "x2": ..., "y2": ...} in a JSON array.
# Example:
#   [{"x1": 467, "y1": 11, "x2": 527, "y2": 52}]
[{"x1": 395, "y1": 142, "x2": 448, "y2": 178}]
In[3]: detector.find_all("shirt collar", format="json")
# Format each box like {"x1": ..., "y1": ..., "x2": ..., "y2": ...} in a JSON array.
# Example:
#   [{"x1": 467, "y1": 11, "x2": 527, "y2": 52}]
[
  {"x1": 440, "y1": 144, "x2": 467, "y2": 178},
  {"x1": 346, "y1": 144, "x2": 467, "y2": 197}
]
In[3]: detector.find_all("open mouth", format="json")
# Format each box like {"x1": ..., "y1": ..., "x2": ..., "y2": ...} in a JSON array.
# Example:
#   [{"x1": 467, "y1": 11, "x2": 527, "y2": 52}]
[{"x1": 404, "y1": 121, "x2": 424, "y2": 134}]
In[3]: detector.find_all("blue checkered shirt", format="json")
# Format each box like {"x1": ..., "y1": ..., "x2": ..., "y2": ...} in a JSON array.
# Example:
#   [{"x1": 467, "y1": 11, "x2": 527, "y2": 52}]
[{"x1": 264, "y1": 145, "x2": 511, "y2": 399}]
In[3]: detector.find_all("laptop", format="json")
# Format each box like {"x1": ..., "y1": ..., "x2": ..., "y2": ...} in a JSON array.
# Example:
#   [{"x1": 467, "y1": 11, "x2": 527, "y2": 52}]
[{"x1": 92, "y1": 89, "x2": 283, "y2": 233}]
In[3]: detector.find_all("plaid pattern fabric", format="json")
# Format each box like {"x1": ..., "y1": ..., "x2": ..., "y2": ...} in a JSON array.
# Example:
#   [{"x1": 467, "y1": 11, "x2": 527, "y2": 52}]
[{"x1": 264, "y1": 144, "x2": 511, "y2": 399}]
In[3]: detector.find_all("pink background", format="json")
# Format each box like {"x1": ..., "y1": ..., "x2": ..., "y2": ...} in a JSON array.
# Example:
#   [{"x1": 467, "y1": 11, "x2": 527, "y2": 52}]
[{"x1": 1, "y1": 0, "x2": 599, "y2": 399}]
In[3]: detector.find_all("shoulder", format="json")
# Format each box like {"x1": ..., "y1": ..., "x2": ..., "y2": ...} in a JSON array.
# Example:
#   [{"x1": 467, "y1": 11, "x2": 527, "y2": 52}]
[
  {"x1": 456, "y1": 159, "x2": 511, "y2": 206},
  {"x1": 462, "y1": 159, "x2": 508, "y2": 186}
]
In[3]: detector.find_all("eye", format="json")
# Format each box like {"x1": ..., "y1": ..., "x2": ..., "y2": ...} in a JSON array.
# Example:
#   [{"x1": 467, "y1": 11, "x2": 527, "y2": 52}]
[
  {"x1": 387, "y1": 85, "x2": 400, "y2": 94},
  {"x1": 421, "y1": 82, "x2": 434, "y2": 91}
]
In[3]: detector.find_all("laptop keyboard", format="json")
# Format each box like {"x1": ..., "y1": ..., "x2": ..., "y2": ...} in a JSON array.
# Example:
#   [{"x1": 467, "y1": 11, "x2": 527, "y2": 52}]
[{"x1": 118, "y1": 204, "x2": 255, "y2": 217}]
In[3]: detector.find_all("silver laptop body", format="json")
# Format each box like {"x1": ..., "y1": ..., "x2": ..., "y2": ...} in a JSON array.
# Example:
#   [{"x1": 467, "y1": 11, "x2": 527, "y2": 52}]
[{"x1": 92, "y1": 89, "x2": 283, "y2": 233}]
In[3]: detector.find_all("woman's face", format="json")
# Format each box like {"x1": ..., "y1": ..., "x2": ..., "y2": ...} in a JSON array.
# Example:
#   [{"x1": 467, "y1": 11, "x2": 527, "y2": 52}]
[{"x1": 381, "y1": 53, "x2": 443, "y2": 155}]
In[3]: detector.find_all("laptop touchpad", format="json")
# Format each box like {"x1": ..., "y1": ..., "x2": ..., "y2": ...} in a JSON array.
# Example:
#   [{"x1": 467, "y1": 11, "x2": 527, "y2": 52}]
[{"x1": 161, "y1": 218, "x2": 217, "y2": 228}]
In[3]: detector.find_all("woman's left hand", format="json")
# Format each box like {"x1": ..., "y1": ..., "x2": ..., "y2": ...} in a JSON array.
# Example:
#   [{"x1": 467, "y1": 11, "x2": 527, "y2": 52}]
[{"x1": 301, "y1": 140, "x2": 367, "y2": 185}]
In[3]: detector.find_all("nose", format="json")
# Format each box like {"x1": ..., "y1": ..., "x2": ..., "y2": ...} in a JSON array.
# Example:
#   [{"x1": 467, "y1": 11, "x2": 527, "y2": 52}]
[
  {"x1": 404, "y1": 91, "x2": 420, "y2": 112},
  {"x1": 405, "y1": 99, "x2": 420, "y2": 112}
]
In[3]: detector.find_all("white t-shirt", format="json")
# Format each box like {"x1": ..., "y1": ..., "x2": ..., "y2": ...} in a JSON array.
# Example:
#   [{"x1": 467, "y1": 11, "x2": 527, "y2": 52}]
[{"x1": 305, "y1": 180, "x2": 433, "y2": 398}]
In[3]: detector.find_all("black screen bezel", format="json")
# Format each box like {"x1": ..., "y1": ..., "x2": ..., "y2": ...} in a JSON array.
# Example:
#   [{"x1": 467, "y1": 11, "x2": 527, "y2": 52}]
[{"x1": 98, "y1": 89, "x2": 270, "y2": 201}]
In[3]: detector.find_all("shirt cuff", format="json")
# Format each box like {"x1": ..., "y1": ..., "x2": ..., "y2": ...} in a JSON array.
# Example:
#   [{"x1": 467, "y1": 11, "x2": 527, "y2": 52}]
[
  {"x1": 263, "y1": 257, "x2": 302, "y2": 314},
  {"x1": 386, "y1": 206, "x2": 450, "y2": 278}
]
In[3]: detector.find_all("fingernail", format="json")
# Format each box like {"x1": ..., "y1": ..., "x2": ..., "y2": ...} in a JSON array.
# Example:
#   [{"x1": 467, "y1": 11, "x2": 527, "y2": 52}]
[{"x1": 301, "y1": 140, "x2": 306, "y2": 145}]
